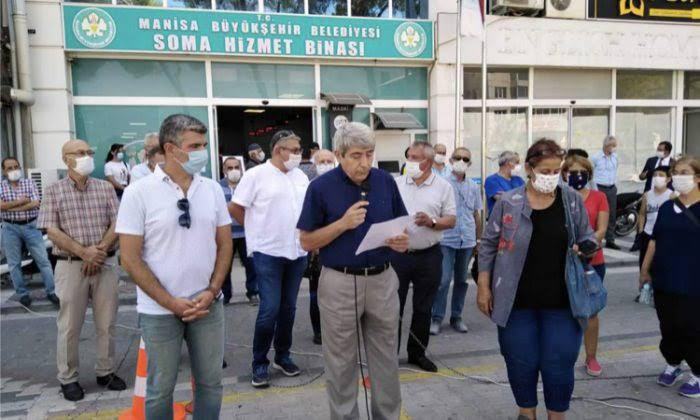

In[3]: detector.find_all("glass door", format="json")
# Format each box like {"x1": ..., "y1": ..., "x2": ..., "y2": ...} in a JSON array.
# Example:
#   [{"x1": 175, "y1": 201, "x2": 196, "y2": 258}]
[
  {"x1": 533, "y1": 107, "x2": 609, "y2": 154},
  {"x1": 533, "y1": 108, "x2": 569, "y2": 149}
]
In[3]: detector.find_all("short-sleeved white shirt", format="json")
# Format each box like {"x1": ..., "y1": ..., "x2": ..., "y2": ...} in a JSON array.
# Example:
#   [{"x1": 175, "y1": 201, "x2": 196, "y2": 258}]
[
  {"x1": 396, "y1": 172, "x2": 457, "y2": 250},
  {"x1": 130, "y1": 162, "x2": 152, "y2": 183},
  {"x1": 115, "y1": 165, "x2": 232, "y2": 315},
  {"x1": 104, "y1": 161, "x2": 130, "y2": 186},
  {"x1": 232, "y1": 161, "x2": 309, "y2": 260}
]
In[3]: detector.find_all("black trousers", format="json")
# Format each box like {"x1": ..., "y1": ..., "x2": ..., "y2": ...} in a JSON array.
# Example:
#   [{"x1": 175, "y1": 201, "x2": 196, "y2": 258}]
[
  {"x1": 222, "y1": 237, "x2": 258, "y2": 302},
  {"x1": 597, "y1": 184, "x2": 617, "y2": 243},
  {"x1": 392, "y1": 245, "x2": 443, "y2": 359},
  {"x1": 655, "y1": 291, "x2": 700, "y2": 375},
  {"x1": 306, "y1": 253, "x2": 321, "y2": 336},
  {"x1": 638, "y1": 232, "x2": 652, "y2": 269}
]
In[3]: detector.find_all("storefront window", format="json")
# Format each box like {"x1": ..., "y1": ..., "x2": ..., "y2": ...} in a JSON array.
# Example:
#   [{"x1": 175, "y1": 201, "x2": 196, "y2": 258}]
[
  {"x1": 684, "y1": 72, "x2": 700, "y2": 99},
  {"x1": 73, "y1": 106, "x2": 209, "y2": 179},
  {"x1": 615, "y1": 107, "x2": 672, "y2": 188},
  {"x1": 352, "y1": 0, "x2": 390, "y2": 17},
  {"x1": 212, "y1": 63, "x2": 314, "y2": 99},
  {"x1": 71, "y1": 59, "x2": 206, "y2": 97},
  {"x1": 463, "y1": 68, "x2": 529, "y2": 100},
  {"x1": 118, "y1": 0, "x2": 164, "y2": 6},
  {"x1": 533, "y1": 69, "x2": 612, "y2": 99},
  {"x1": 571, "y1": 108, "x2": 609, "y2": 157},
  {"x1": 321, "y1": 66, "x2": 427, "y2": 100},
  {"x1": 617, "y1": 71, "x2": 673, "y2": 100},
  {"x1": 393, "y1": 0, "x2": 429, "y2": 18},
  {"x1": 216, "y1": 0, "x2": 257, "y2": 10},
  {"x1": 309, "y1": 0, "x2": 348, "y2": 15},
  {"x1": 264, "y1": 0, "x2": 304, "y2": 13},
  {"x1": 167, "y1": 0, "x2": 212, "y2": 8}
]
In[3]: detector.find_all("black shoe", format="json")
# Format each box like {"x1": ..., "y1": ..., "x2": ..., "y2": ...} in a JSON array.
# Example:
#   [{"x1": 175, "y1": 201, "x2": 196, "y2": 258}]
[
  {"x1": 313, "y1": 333, "x2": 322, "y2": 345},
  {"x1": 47, "y1": 293, "x2": 60, "y2": 306},
  {"x1": 18, "y1": 295, "x2": 31, "y2": 307},
  {"x1": 407, "y1": 356, "x2": 438, "y2": 373},
  {"x1": 96, "y1": 373, "x2": 127, "y2": 391},
  {"x1": 271, "y1": 358, "x2": 301, "y2": 377},
  {"x1": 60, "y1": 382, "x2": 84, "y2": 401},
  {"x1": 606, "y1": 242, "x2": 621, "y2": 250},
  {"x1": 223, "y1": 359, "x2": 228, "y2": 369}
]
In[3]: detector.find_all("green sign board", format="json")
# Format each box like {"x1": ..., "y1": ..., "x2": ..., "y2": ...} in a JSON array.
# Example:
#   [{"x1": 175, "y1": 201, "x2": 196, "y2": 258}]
[{"x1": 63, "y1": 5, "x2": 433, "y2": 60}]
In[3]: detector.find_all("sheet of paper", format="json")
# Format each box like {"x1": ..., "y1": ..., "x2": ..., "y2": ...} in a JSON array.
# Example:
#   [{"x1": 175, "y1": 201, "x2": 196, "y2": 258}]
[{"x1": 355, "y1": 216, "x2": 410, "y2": 256}]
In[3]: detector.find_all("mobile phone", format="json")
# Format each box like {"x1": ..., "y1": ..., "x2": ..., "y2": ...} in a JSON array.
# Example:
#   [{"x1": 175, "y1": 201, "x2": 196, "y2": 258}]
[{"x1": 577, "y1": 239, "x2": 600, "y2": 256}]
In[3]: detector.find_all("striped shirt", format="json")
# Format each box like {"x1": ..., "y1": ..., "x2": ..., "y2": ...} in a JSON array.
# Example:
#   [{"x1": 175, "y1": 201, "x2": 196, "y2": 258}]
[
  {"x1": 37, "y1": 176, "x2": 119, "y2": 256},
  {"x1": 1, "y1": 179, "x2": 40, "y2": 221}
]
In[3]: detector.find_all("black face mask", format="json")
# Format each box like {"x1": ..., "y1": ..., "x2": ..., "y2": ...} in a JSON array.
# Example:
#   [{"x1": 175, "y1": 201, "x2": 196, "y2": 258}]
[{"x1": 568, "y1": 171, "x2": 589, "y2": 191}]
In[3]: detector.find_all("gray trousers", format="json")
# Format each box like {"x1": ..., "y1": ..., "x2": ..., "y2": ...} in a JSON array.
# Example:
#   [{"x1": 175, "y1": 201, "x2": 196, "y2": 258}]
[
  {"x1": 318, "y1": 266, "x2": 402, "y2": 420},
  {"x1": 597, "y1": 184, "x2": 617, "y2": 242}
]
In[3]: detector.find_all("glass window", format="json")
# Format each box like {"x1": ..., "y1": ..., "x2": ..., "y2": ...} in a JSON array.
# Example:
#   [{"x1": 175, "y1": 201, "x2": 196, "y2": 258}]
[
  {"x1": 216, "y1": 0, "x2": 257, "y2": 10},
  {"x1": 264, "y1": 0, "x2": 304, "y2": 13},
  {"x1": 392, "y1": 0, "x2": 429, "y2": 19},
  {"x1": 64, "y1": 0, "x2": 110, "y2": 3},
  {"x1": 684, "y1": 72, "x2": 700, "y2": 99},
  {"x1": 118, "y1": 0, "x2": 163, "y2": 5},
  {"x1": 212, "y1": 63, "x2": 314, "y2": 99},
  {"x1": 616, "y1": 107, "x2": 672, "y2": 188},
  {"x1": 73, "y1": 106, "x2": 210, "y2": 179},
  {"x1": 352, "y1": 0, "x2": 390, "y2": 17},
  {"x1": 617, "y1": 71, "x2": 673, "y2": 100},
  {"x1": 168, "y1": 0, "x2": 212, "y2": 8},
  {"x1": 533, "y1": 108, "x2": 568, "y2": 149},
  {"x1": 571, "y1": 108, "x2": 609, "y2": 157},
  {"x1": 321, "y1": 66, "x2": 427, "y2": 100},
  {"x1": 534, "y1": 69, "x2": 612, "y2": 99},
  {"x1": 309, "y1": 0, "x2": 347, "y2": 15},
  {"x1": 462, "y1": 107, "x2": 528, "y2": 182},
  {"x1": 71, "y1": 59, "x2": 206, "y2": 97},
  {"x1": 463, "y1": 68, "x2": 529, "y2": 100},
  {"x1": 321, "y1": 107, "x2": 373, "y2": 149}
]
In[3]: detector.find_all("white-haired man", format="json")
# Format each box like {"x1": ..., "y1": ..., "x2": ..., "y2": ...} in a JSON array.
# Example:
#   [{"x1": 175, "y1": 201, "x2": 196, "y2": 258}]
[
  {"x1": 130, "y1": 133, "x2": 160, "y2": 182},
  {"x1": 592, "y1": 135, "x2": 620, "y2": 249},
  {"x1": 484, "y1": 151, "x2": 524, "y2": 215}
]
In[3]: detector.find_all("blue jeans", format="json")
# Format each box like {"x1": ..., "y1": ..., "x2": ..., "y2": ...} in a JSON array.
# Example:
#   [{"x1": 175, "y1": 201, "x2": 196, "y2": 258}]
[
  {"x1": 252, "y1": 252, "x2": 306, "y2": 369},
  {"x1": 138, "y1": 300, "x2": 224, "y2": 419},
  {"x1": 1, "y1": 221, "x2": 54, "y2": 296},
  {"x1": 432, "y1": 246, "x2": 472, "y2": 323},
  {"x1": 593, "y1": 264, "x2": 606, "y2": 282},
  {"x1": 498, "y1": 308, "x2": 582, "y2": 412}
]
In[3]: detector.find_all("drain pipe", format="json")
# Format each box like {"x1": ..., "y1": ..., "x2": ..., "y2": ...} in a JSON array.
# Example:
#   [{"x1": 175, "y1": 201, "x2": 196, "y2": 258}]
[{"x1": 1, "y1": 0, "x2": 34, "y2": 106}]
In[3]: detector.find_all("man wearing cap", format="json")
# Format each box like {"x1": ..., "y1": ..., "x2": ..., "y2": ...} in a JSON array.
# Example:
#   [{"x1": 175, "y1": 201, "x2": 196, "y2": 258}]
[
  {"x1": 246, "y1": 143, "x2": 265, "y2": 169},
  {"x1": 230, "y1": 130, "x2": 310, "y2": 388},
  {"x1": 130, "y1": 133, "x2": 160, "y2": 182}
]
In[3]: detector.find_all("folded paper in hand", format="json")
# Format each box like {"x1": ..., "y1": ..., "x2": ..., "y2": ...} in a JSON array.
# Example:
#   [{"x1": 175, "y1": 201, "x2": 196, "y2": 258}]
[{"x1": 355, "y1": 216, "x2": 410, "y2": 255}]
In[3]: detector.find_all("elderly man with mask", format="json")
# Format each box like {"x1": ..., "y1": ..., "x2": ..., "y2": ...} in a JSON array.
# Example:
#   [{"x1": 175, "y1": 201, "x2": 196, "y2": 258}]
[
  {"x1": 245, "y1": 143, "x2": 265, "y2": 169},
  {"x1": 432, "y1": 143, "x2": 452, "y2": 178},
  {"x1": 394, "y1": 141, "x2": 456, "y2": 372},
  {"x1": 231, "y1": 130, "x2": 310, "y2": 388},
  {"x1": 484, "y1": 151, "x2": 525, "y2": 215},
  {"x1": 592, "y1": 135, "x2": 620, "y2": 249},
  {"x1": 297, "y1": 122, "x2": 409, "y2": 419},
  {"x1": 130, "y1": 133, "x2": 159, "y2": 183},
  {"x1": 37, "y1": 139, "x2": 125, "y2": 401}
]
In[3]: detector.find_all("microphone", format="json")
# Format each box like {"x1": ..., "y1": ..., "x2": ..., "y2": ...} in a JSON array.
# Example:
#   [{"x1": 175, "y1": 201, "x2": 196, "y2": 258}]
[{"x1": 360, "y1": 179, "x2": 371, "y2": 201}]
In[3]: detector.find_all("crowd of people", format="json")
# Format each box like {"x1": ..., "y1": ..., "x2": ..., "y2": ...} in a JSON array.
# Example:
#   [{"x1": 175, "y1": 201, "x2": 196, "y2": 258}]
[{"x1": 1, "y1": 113, "x2": 698, "y2": 418}]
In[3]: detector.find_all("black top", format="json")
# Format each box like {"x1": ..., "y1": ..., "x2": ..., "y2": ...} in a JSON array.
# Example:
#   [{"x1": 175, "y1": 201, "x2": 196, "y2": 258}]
[{"x1": 514, "y1": 188, "x2": 570, "y2": 309}]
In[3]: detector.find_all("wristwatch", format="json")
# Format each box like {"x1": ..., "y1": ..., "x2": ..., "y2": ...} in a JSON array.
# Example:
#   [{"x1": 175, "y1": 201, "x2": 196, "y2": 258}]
[{"x1": 431, "y1": 218, "x2": 437, "y2": 228}]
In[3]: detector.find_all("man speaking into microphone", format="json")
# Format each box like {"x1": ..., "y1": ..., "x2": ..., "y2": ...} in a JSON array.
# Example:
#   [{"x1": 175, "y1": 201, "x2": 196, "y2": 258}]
[{"x1": 297, "y1": 122, "x2": 409, "y2": 420}]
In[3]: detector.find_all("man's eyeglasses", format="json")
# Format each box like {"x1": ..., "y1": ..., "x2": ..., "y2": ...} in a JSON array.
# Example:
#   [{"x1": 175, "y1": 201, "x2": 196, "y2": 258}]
[
  {"x1": 453, "y1": 157, "x2": 471, "y2": 163},
  {"x1": 281, "y1": 146, "x2": 302, "y2": 154},
  {"x1": 177, "y1": 198, "x2": 191, "y2": 229},
  {"x1": 66, "y1": 150, "x2": 96, "y2": 157}
]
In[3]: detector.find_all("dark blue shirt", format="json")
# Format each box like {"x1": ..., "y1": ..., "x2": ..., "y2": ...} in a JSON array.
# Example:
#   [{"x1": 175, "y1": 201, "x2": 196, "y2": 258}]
[
  {"x1": 484, "y1": 173, "x2": 525, "y2": 214},
  {"x1": 218, "y1": 178, "x2": 245, "y2": 239},
  {"x1": 651, "y1": 200, "x2": 700, "y2": 297},
  {"x1": 297, "y1": 166, "x2": 407, "y2": 268}
]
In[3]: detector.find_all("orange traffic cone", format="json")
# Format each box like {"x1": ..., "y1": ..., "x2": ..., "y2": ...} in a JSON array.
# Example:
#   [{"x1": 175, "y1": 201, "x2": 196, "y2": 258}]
[{"x1": 119, "y1": 338, "x2": 187, "y2": 420}]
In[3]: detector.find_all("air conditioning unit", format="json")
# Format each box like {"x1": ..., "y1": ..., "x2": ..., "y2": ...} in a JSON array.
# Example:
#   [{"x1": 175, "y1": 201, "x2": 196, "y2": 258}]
[
  {"x1": 491, "y1": 0, "x2": 545, "y2": 14},
  {"x1": 545, "y1": 0, "x2": 586, "y2": 19},
  {"x1": 28, "y1": 168, "x2": 66, "y2": 200}
]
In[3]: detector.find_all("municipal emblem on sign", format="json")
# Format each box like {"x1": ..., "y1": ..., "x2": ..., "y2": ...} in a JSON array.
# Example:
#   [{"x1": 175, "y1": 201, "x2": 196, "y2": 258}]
[
  {"x1": 72, "y1": 8, "x2": 116, "y2": 49},
  {"x1": 394, "y1": 22, "x2": 427, "y2": 58}
]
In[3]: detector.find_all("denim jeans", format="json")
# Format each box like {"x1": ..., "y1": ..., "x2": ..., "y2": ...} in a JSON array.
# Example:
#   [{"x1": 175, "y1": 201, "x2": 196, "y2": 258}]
[
  {"x1": 138, "y1": 300, "x2": 224, "y2": 420},
  {"x1": 432, "y1": 246, "x2": 473, "y2": 323},
  {"x1": 252, "y1": 252, "x2": 307, "y2": 369},
  {"x1": 222, "y1": 237, "x2": 258, "y2": 301},
  {"x1": 498, "y1": 308, "x2": 582, "y2": 412},
  {"x1": 1, "y1": 221, "x2": 54, "y2": 296}
]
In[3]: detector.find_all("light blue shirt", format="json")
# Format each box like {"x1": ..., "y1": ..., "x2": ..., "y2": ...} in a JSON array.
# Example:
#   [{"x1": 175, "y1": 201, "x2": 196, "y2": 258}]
[
  {"x1": 441, "y1": 173, "x2": 483, "y2": 249},
  {"x1": 432, "y1": 163, "x2": 452, "y2": 179},
  {"x1": 592, "y1": 151, "x2": 618, "y2": 186}
]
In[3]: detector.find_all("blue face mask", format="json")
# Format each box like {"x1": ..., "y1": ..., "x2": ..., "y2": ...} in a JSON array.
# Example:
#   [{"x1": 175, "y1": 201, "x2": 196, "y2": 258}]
[
  {"x1": 177, "y1": 148, "x2": 208, "y2": 175},
  {"x1": 116, "y1": 152, "x2": 124, "y2": 161},
  {"x1": 568, "y1": 171, "x2": 589, "y2": 191}
]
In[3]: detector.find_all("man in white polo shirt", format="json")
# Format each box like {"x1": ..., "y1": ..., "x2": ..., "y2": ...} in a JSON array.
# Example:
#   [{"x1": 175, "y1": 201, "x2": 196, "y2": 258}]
[
  {"x1": 116, "y1": 114, "x2": 233, "y2": 419},
  {"x1": 230, "y1": 130, "x2": 309, "y2": 389},
  {"x1": 393, "y1": 140, "x2": 456, "y2": 372}
]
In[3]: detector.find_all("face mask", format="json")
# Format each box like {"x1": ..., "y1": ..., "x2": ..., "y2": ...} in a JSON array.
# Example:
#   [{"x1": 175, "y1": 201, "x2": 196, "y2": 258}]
[
  {"x1": 176, "y1": 148, "x2": 208, "y2": 176},
  {"x1": 74, "y1": 156, "x2": 95, "y2": 176},
  {"x1": 532, "y1": 172, "x2": 559, "y2": 194},
  {"x1": 513, "y1": 164, "x2": 522, "y2": 173},
  {"x1": 567, "y1": 172, "x2": 589, "y2": 191},
  {"x1": 452, "y1": 160, "x2": 468, "y2": 174},
  {"x1": 657, "y1": 151, "x2": 666, "y2": 159},
  {"x1": 652, "y1": 176, "x2": 668, "y2": 189},
  {"x1": 283, "y1": 153, "x2": 302, "y2": 171},
  {"x1": 672, "y1": 175, "x2": 696, "y2": 194},
  {"x1": 316, "y1": 163, "x2": 334, "y2": 176},
  {"x1": 257, "y1": 151, "x2": 265, "y2": 161},
  {"x1": 610, "y1": 147, "x2": 617, "y2": 154},
  {"x1": 116, "y1": 152, "x2": 124, "y2": 161},
  {"x1": 404, "y1": 160, "x2": 423, "y2": 179},
  {"x1": 7, "y1": 169, "x2": 22, "y2": 182},
  {"x1": 434, "y1": 154, "x2": 446, "y2": 165},
  {"x1": 227, "y1": 169, "x2": 241, "y2": 183}
]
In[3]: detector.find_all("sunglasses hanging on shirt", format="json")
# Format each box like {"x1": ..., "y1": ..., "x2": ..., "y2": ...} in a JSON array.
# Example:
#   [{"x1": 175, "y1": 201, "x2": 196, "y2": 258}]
[{"x1": 177, "y1": 198, "x2": 191, "y2": 229}]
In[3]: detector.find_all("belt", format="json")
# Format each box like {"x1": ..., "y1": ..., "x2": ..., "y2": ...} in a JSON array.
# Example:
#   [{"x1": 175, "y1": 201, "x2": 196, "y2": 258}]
[
  {"x1": 406, "y1": 244, "x2": 440, "y2": 255},
  {"x1": 56, "y1": 250, "x2": 117, "y2": 261},
  {"x1": 2, "y1": 217, "x2": 36, "y2": 225},
  {"x1": 597, "y1": 184, "x2": 615, "y2": 189},
  {"x1": 328, "y1": 263, "x2": 390, "y2": 277}
]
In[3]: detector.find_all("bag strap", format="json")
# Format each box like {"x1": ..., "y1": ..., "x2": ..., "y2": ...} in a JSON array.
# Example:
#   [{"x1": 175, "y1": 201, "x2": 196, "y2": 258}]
[
  {"x1": 562, "y1": 188, "x2": 577, "y2": 247},
  {"x1": 673, "y1": 198, "x2": 700, "y2": 229}
]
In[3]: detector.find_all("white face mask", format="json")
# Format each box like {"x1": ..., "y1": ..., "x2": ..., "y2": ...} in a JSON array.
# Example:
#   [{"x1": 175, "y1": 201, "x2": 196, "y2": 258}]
[
  {"x1": 532, "y1": 172, "x2": 559, "y2": 194},
  {"x1": 452, "y1": 160, "x2": 469, "y2": 174},
  {"x1": 7, "y1": 169, "x2": 22, "y2": 182},
  {"x1": 258, "y1": 151, "x2": 266, "y2": 161},
  {"x1": 404, "y1": 160, "x2": 423, "y2": 179},
  {"x1": 434, "y1": 154, "x2": 446, "y2": 165},
  {"x1": 74, "y1": 156, "x2": 95, "y2": 176},
  {"x1": 672, "y1": 175, "x2": 696, "y2": 194},
  {"x1": 652, "y1": 176, "x2": 667, "y2": 189},
  {"x1": 657, "y1": 151, "x2": 666, "y2": 159},
  {"x1": 283, "y1": 153, "x2": 302, "y2": 171},
  {"x1": 512, "y1": 164, "x2": 522, "y2": 173},
  {"x1": 227, "y1": 169, "x2": 241, "y2": 183},
  {"x1": 315, "y1": 163, "x2": 334, "y2": 176}
]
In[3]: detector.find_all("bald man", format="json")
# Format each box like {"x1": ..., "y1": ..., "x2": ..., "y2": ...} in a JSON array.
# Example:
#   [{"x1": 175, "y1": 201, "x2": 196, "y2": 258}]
[
  {"x1": 312, "y1": 149, "x2": 336, "y2": 178},
  {"x1": 130, "y1": 133, "x2": 159, "y2": 182},
  {"x1": 38, "y1": 139, "x2": 125, "y2": 401}
]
